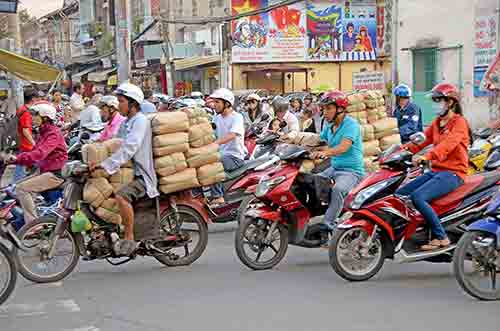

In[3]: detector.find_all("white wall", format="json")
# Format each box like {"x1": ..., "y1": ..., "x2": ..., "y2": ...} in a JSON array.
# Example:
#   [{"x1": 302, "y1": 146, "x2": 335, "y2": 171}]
[{"x1": 397, "y1": 0, "x2": 493, "y2": 128}]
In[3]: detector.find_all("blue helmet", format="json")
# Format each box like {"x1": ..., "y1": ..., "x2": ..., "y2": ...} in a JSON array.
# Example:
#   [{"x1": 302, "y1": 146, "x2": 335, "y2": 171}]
[{"x1": 393, "y1": 84, "x2": 412, "y2": 97}]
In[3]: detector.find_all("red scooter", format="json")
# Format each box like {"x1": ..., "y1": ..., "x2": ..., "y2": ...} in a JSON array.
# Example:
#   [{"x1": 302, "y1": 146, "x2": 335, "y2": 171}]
[
  {"x1": 234, "y1": 145, "x2": 332, "y2": 270},
  {"x1": 329, "y1": 140, "x2": 500, "y2": 282}
]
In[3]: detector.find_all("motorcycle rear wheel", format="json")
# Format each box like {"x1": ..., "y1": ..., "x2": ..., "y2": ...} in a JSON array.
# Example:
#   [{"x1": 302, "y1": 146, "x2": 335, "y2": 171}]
[
  {"x1": 453, "y1": 231, "x2": 500, "y2": 301},
  {"x1": 0, "y1": 243, "x2": 17, "y2": 305},
  {"x1": 235, "y1": 217, "x2": 288, "y2": 270},
  {"x1": 155, "y1": 206, "x2": 208, "y2": 267},
  {"x1": 15, "y1": 217, "x2": 80, "y2": 283},
  {"x1": 329, "y1": 227, "x2": 385, "y2": 282}
]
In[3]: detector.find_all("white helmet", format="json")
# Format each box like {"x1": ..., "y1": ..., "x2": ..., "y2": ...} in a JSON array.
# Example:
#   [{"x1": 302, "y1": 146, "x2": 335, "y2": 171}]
[
  {"x1": 246, "y1": 93, "x2": 261, "y2": 102},
  {"x1": 99, "y1": 95, "x2": 119, "y2": 109},
  {"x1": 210, "y1": 88, "x2": 234, "y2": 106},
  {"x1": 191, "y1": 91, "x2": 203, "y2": 98},
  {"x1": 30, "y1": 101, "x2": 57, "y2": 121},
  {"x1": 115, "y1": 83, "x2": 144, "y2": 104}
]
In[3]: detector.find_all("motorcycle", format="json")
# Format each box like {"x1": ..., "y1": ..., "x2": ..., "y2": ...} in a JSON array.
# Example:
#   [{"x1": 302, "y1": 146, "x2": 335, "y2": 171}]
[
  {"x1": 453, "y1": 149, "x2": 500, "y2": 301},
  {"x1": 174, "y1": 155, "x2": 280, "y2": 225},
  {"x1": 244, "y1": 113, "x2": 272, "y2": 160},
  {"x1": 0, "y1": 198, "x2": 26, "y2": 305},
  {"x1": 234, "y1": 145, "x2": 332, "y2": 270},
  {"x1": 329, "y1": 133, "x2": 500, "y2": 282},
  {"x1": 14, "y1": 161, "x2": 209, "y2": 284}
]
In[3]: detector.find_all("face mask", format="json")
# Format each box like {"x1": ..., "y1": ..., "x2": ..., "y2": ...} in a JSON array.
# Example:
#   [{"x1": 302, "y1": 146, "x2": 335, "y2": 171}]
[{"x1": 432, "y1": 101, "x2": 449, "y2": 117}]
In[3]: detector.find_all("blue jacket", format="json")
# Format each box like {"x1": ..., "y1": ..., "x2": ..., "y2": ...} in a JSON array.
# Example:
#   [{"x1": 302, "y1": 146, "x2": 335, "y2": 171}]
[{"x1": 393, "y1": 102, "x2": 423, "y2": 143}]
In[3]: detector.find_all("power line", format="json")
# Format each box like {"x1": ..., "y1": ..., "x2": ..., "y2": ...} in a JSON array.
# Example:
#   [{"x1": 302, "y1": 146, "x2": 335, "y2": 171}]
[{"x1": 156, "y1": 0, "x2": 305, "y2": 25}]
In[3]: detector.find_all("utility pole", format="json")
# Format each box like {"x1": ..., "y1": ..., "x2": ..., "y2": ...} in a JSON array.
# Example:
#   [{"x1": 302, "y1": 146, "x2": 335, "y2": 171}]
[
  {"x1": 7, "y1": 11, "x2": 23, "y2": 108},
  {"x1": 115, "y1": 0, "x2": 130, "y2": 83},
  {"x1": 160, "y1": 0, "x2": 175, "y2": 96}
]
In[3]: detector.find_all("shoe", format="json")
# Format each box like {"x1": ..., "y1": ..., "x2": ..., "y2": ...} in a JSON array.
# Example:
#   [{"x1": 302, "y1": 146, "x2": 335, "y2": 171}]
[
  {"x1": 115, "y1": 239, "x2": 138, "y2": 256},
  {"x1": 421, "y1": 238, "x2": 450, "y2": 251}
]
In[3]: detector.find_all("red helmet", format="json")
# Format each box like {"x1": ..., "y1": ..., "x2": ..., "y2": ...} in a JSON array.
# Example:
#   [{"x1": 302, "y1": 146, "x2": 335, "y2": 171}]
[
  {"x1": 320, "y1": 90, "x2": 349, "y2": 109},
  {"x1": 431, "y1": 83, "x2": 460, "y2": 103}
]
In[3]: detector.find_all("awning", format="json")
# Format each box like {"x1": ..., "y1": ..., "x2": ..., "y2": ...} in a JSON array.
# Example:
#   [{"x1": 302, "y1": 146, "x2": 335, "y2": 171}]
[
  {"x1": 174, "y1": 55, "x2": 221, "y2": 71},
  {"x1": 87, "y1": 68, "x2": 117, "y2": 82},
  {"x1": 72, "y1": 66, "x2": 99, "y2": 83},
  {"x1": 0, "y1": 49, "x2": 61, "y2": 83}
]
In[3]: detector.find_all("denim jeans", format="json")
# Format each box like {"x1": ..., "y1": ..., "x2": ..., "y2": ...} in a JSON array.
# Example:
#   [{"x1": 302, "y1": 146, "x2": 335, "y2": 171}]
[
  {"x1": 210, "y1": 155, "x2": 245, "y2": 198},
  {"x1": 396, "y1": 171, "x2": 463, "y2": 240},
  {"x1": 320, "y1": 167, "x2": 363, "y2": 229},
  {"x1": 14, "y1": 164, "x2": 27, "y2": 183}
]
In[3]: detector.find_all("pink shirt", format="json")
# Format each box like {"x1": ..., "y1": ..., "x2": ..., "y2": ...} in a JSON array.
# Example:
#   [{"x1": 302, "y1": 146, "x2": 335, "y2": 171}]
[{"x1": 99, "y1": 113, "x2": 126, "y2": 141}]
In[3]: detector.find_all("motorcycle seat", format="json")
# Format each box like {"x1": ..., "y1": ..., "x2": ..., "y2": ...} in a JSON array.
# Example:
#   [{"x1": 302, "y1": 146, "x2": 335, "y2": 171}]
[
  {"x1": 225, "y1": 157, "x2": 270, "y2": 181},
  {"x1": 433, "y1": 171, "x2": 500, "y2": 207}
]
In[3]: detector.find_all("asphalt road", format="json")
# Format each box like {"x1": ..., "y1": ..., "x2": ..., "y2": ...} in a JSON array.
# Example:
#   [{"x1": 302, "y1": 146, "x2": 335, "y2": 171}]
[{"x1": 2, "y1": 223, "x2": 499, "y2": 331}]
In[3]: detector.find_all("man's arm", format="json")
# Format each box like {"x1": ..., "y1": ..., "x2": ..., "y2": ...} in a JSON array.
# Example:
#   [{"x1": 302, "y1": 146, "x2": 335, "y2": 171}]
[
  {"x1": 215, "y1": 133, "x2": 237, "y2": 145},
  {"x1": 22, "y1": 128, "x2": 35, "y2": 146},
  {"x1": 316, "y1": 138, "x2": 353, "y2": 158},
  {"x1": 101, "y1": 117, "x2": 147, "y2": 175}
]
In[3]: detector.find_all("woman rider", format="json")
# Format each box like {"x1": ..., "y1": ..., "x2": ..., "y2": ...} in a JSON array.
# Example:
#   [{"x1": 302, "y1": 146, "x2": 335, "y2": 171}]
[{"x1": 396, "y1": 83, "x2": 470, "y2": 250}]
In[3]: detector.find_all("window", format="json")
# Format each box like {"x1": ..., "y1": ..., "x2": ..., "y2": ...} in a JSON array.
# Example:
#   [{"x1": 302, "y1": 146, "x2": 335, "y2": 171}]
[
  {"x1": 192, "y1": 0, "x2": 198, "y2": 16},
  {"x1": 211, "y1": 26, "x2": 217, "y2": 46},
  {"x1": 413, "y1": 48, "x2": 438, "y2": 92}
]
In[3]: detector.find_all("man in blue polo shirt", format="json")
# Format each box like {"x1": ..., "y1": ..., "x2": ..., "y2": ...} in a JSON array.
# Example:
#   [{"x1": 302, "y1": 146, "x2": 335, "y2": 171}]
[{"x1": 312, "y1": 91, "x2": 365, "y2": 230}]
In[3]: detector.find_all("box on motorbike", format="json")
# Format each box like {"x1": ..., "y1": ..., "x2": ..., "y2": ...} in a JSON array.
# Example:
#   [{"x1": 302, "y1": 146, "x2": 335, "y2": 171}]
[{"x1": 155, "y1": 152, "x2": 188, "y2": 177}]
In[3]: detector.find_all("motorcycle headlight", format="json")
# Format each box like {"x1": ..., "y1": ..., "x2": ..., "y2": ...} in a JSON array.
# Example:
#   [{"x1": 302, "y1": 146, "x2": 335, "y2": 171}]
[
  {"x1": 255, "y1": 176, "x2": 286, "y2": 198},
  {"x1": 350, "y1": 177, "x2": 400, "y2": 210}
]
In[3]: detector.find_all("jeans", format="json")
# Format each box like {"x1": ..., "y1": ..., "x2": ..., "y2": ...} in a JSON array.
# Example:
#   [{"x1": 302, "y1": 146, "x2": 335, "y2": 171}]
[
  {"x1": 396, "y1": 171, "x2": 463, "y2": 240},
  {"x1": 320, "y1": 167, "x2": 363, "y2": 229},
  {"x1": 210, "y1": 155, "x2": 245, "y2": 198},
  {"x1": 14, "y1": 164, "x2": 27, "y2": 183}
]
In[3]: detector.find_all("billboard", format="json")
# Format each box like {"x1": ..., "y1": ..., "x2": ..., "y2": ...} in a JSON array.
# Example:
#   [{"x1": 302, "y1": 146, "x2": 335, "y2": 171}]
[{"x1": 231, "y1": 0, "x2": 379, "y2": 63}]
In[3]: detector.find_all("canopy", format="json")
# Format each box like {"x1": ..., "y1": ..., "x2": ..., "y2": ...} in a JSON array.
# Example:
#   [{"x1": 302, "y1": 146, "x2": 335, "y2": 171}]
[{"x1": 0, "y1": 49, "x2": 61, "y2": 83}]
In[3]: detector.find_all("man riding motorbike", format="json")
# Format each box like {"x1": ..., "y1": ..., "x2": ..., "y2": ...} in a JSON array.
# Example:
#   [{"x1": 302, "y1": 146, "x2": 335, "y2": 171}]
[
  {"x1": 8, "y1": 101, "x2": 68, "y2": 224},
  {"x1": 311, "y1": 91, "x2": 365, "y2": 231},
  {"x1": 93, "y1": 83, "x2": 159, "y2": 256},
  {"x1": 393, "y1": 84, "x2": 423, "y2": 144},
  {"x1": 97, "y1": 95, "x2": 126, "y2": 142},
  {"x1": 273, "y1": 96, "x2": 300, "y2": 135},
  {"x1": 396, "y1": 82, "x2": 470, "y2": 251},
  {"x1": 242, "y1": 93, "x2": 271, "y2": 130},
  {"x1": 209, "y1": 88, "x2": 246, "y2": 207}
]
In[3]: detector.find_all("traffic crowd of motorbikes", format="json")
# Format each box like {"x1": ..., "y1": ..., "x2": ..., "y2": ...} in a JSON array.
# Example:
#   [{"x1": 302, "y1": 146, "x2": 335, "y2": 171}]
[{"x1": 0, "y1": 80, "x2": 500, "y2": 308}]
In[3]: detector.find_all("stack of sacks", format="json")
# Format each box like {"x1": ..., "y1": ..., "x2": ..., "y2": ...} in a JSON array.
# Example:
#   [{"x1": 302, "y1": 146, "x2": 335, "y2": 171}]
[
  {"x1": 372, "y1": 117, "x2": 400, "y2": 152},
  {"x1": 182, "y1": 106, "x2": 212, "y2": 126},
  {"x1": 282, "y1": 132, "x2": 322, "y2": 147},
  {"x1": 82, "y1": 139, "x2": 136, "y2": 225},
  {"x1": 346, "y1": 92, "x2": 367, "y2": 125},
  {"x1": 360, "y1": 124, "x2": 375, "y2": 142},
  {"x1": 362, "y1": 90, "x2": 385, "y2": 109}
]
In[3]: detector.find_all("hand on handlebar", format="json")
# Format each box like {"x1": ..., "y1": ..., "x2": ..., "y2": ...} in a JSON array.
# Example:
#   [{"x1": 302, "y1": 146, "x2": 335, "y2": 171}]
[
  {"x1": 312, "y1": 151, "x2": 328, "y2": 160},
  {"x1": 411, "y1": 155, "x2": 427, "y2": 167}
]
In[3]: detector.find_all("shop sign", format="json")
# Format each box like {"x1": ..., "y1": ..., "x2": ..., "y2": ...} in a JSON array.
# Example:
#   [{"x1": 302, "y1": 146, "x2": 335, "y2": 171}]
[
  {"x1": 231, "y1": 0, "x2": 378, "y2": 63},
  {"x1": 352, "y1": 71, "x2": 385, "y2": 91},
  {"x1": 474, "y1": 13, "x2": 498, "y2": 68}
]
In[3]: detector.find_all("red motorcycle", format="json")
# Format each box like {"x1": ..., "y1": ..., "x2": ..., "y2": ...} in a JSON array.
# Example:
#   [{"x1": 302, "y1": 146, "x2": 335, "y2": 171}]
[
  {"x1": 234, "y1": 145, "x2": 332, "y2": 270},
  {"x1": 329, "y1": 144, "x2": 500, "y2": 282}
]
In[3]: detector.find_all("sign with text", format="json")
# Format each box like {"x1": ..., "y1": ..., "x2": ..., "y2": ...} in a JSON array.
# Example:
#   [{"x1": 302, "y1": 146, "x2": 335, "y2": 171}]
[
  {"x1": 352, "y1": 71, "x2": 385, "y2": 91},
  {"x1": 474, "y1": 14, "x2": 498, "y2": 68}
]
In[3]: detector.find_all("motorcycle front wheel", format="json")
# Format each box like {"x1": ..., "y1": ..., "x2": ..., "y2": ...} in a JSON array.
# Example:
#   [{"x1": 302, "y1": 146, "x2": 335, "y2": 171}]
[
  {"x1": 235, "y1": 217, "x2": 288, "y2": 270},
  {"x1": 453, "y1": 231, "x2": 500, "y2": 301},
  {"x1": 329, "y1": 226, "x2": 385, "y2": 282},
  {"x1": 0, "y1": 243, "x2": 16, "y2": 305},
  {"x1": 15, "y1": 217, "x2": 80, "y2": 283}
]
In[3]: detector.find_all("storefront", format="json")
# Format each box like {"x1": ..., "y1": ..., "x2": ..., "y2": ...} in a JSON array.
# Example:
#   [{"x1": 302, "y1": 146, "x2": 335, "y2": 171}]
[{"x1": 174, "y1": 55, "x2": 221, "y2": 95}]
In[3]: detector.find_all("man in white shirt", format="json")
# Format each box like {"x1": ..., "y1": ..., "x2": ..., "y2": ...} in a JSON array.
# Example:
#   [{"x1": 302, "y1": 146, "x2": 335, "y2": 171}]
[
  {"x1": 69, "y1": 83, "x2": 85, "y2": 123},
  {"x1": 210, "y1": 88, "x2": 246, "y2": 206},
  {"x1": 273, "y1": 96, "x2": 300, "y2": 134}
]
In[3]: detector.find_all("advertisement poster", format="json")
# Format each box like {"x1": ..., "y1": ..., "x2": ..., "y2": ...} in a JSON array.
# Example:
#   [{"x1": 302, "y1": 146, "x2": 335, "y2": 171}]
[
  {"x1": 474, "y1": 68, "x2": 493, "y2": 97},
  {"x1": 306, "y1": 1, "x2": 342, "y2": 61},
  {"x1": 352, "y1": 71, "x2": 385, "y2": 90},
  {"x1": 342, "y1": 2, "x2": 377, "y2": 61},
  {"x1": 474, "y1": 14, "x2": 498, "y2": 68}
]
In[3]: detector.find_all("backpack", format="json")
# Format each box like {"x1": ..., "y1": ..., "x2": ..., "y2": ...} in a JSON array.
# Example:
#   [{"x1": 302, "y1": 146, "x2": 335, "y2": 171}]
[{"x1": 0, "y1": 109, "x2": 26, "y2": 152}]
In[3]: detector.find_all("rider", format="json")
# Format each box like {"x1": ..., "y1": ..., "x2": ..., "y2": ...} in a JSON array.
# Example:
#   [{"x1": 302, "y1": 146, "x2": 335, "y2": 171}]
[
  {"x1": 396, "y1": 83, "x2": 470, "y2": 251},
  {"x1": 312, "y1": 91, "x2": 365, "y2": 230},
  {"x1": 393, "y1": 84, "x2": 423, "y2": 143},
  {"x1": 95, "y1": 83, "x2": 159, "y2": 256},
  {"x1": 242, "y1": 93, "x2": 271, "y2": 130},
  {"x1": 272, "y1": 96, "x2": 300, "y2": 135},
  {"x1": 210, "y1": 88, "x2": 246, "y2": 206},
  {"x1": 289, "y1": 96, "x2": 303, "y2": 114},
  {"x1": 97, "y1": 95, "x2": 126, "y2": 142},
  {"x1": 10, "y1": 102, "x2": 68, "y2": 224}
]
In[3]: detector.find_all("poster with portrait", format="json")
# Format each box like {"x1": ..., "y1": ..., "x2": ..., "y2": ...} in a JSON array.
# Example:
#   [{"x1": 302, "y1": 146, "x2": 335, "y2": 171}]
[
  {"x1": 306, "y1": 1, "x2": 343, "y2": 61},
  {"x1": 342, "y1": 1, "x2": 377, "y2": 61}
]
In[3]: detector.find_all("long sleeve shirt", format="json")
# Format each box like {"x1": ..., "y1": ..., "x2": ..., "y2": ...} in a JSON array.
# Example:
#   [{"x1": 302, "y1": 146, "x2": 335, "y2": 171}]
[
  {"x1": 101, "y1": 112, "x2": 159, "y2": 198},
  {"x1": 16, "y1": 123, "x2": 68, "y2": 173},
  {"x1": 393, "y1": 102, "x2": 423, "y2": 143}
]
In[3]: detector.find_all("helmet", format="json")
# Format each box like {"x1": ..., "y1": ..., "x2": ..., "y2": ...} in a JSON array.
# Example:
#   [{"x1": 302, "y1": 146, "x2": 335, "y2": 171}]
[
  {"x1": 431, "y1": 83, "x2": 460, "y2": 103},
  {"x1": 320, "y1": 91, "x2": 349, "y2": 109},
  {"x1": 304, "y1": 94, "x2": 313, "y2": 101},
  {"x1": 246, "y1": 93, "x2": 261, "y2": 102},
  {"x1": 29, "y1": 101, "x2": 57, "y2": 121},
  {"x1": 191, "y1": 91, "x2": 203, "y2": 98},
  {"x1": 271, "y1": 96, "x2": 289, "y2": 114},
  {"x1": 99, "y1": 95, "x2": 119, "y2": 109},
  {"x1": 115, "y1": 83, "x2": 144, "y2": 104},
  {"x1": 393, "y1": 84, "x2": 412, "y2": 97},
  {"x1": 209, "y1": 88, "x2": 234, "y2": 106}
]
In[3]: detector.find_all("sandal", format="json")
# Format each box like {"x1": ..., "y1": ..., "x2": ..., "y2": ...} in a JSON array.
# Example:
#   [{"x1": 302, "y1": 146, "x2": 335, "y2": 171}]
[{"x1": 421, "y1": 238, "x2": 450, "y2": 251}]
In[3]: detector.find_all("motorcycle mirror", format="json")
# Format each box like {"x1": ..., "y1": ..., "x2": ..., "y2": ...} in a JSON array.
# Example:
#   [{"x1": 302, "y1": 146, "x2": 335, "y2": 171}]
[
  {"x1": 410, "y1": 132, "x2": 425, "y2": 145},
  {"x1": 80, "y1": 132, "x2": 91, "y2": 141}
]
